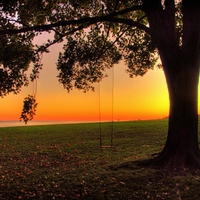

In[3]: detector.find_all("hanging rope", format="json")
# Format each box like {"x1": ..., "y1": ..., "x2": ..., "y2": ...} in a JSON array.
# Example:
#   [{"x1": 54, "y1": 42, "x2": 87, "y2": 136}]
[
  {"x1": 111, "y1": 65, "x2": 114, "y2": 146},
  {"x1": 98, "y1": 81, "x2": 102, "y2": 147},
  {"x1": 20, "y1": 52, "x2": 43, "y2": 124},
  {"x1": 33, "y1": 52, "x2": 43, "y2": 98},
  {"x1": 99, "y1": 66, "x2": 114, "y2": 148}
]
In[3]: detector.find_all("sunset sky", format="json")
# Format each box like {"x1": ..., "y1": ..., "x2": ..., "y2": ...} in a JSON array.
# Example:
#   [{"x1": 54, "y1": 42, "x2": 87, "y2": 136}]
[{"x1": 1, "y1": 34, "x2": 200, "y2": 123}]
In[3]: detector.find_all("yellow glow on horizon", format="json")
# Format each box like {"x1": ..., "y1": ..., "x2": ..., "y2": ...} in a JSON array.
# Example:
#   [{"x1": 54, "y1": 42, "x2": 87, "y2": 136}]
[
  {"x1": 4, "y1": 35, "x2": 200, "y2": 122},
  {"x1": 2, "y1": 33, "x2": 200, "y2": 123},
  {"x1": 0, "y1": 61, "x2": 171, "y2": 122}
]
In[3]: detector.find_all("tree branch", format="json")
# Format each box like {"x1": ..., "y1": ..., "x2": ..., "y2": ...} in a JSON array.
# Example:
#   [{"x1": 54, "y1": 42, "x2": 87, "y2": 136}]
[
  {"x1": 35, "y1": 22, "x2": 93, "y2": 54},
  {"x1": 0, "y1": 5, "x2": 149, "y2": 35},
  {"x1": 98, "y1": 26, "x2": 132, "y2": 60},
  {"x1": 104, "y1": 17, "x2": 151, "y2": 34}
]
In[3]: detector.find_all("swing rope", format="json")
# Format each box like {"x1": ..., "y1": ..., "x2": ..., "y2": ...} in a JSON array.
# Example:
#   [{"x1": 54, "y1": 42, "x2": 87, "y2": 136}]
[
  {"x1": 99, "y1": 66, "x2": 114, "y2": 148},
  {"x1": 33, "y1": 52, "x2": 43, "y2": 98},
  {"x1": 97, "y1": 0, "x2": 119, "y2": 147}
]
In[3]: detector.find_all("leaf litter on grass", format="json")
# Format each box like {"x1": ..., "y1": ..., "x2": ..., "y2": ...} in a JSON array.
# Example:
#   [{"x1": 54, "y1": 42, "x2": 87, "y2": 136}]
[{"x1": 0, "y1": 120, "x2": 200, "y2": 199}]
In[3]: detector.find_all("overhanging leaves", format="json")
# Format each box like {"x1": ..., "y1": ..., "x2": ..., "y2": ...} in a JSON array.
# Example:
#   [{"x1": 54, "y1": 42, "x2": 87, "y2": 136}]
[
  {"x1": 57, "y1": 27, "x2": 122, "y2": 92},
  {"x1": 20, "y1": 95, "x2": 38, "y2": 124}
]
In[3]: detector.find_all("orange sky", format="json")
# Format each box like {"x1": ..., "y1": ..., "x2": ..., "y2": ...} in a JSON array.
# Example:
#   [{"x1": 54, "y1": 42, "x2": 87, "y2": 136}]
[
  {"x1": 1, "y1": 34, "x2": 199, "y2": 122},
  {"x1": 0, "y1": 57, "x2": 170, "y2": 122}
]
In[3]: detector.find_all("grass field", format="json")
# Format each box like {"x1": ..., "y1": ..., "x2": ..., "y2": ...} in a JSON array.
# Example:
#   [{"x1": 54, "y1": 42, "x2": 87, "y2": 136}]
[{"x1": 0, "y1": 119, "x2": 200, "y2": 199}]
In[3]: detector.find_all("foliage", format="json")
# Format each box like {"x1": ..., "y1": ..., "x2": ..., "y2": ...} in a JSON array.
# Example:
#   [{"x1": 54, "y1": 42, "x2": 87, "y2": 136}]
[
  {"x1": 0, "y1": 120, "x2": 200, "y2": 199},
  {"x1": 57, "y1": 32, "x2": 122, "y2": 92},
  {"x1": 1, "y1": 1, "x2": 189, "y2": 122},
  {"x1": 19, "y1": 95, "x2": 38, "y2": 124},
  {"x1": 0, "y1": 0, "x2": 171, "y2": 122},
  {"x1": 0, "y1": 0, "x2": 176, "y2": 95},
  {"x1": 0, "y1": 34, "x2": 33, "y2": 96}
]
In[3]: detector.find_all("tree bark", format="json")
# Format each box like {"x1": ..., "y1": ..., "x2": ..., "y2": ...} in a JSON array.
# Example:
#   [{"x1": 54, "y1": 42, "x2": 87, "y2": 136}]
[
  {"x1": 156, "y1": 62, "x2": 200, "y2": 170},
  {"x1": 142, "y1": 0, "x2": 200, "y2": 172},
  {"x1": 151, "y1": 33, "x2": 200, "y2": 171}
]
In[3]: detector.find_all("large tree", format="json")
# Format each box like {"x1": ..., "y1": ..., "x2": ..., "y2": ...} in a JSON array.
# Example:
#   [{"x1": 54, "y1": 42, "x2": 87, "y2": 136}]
[{"x1": 1, "y1": 0, "x2": 200, "y2": 171}]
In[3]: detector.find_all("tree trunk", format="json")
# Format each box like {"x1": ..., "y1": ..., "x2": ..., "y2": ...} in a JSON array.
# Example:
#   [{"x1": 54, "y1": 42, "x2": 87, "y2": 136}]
[
  {"x1": 142, "y1": 0, "x2": 200, "y2": 171},
  {"x1": 153, "y1": 49, "x2": 200, "y2": 171}
]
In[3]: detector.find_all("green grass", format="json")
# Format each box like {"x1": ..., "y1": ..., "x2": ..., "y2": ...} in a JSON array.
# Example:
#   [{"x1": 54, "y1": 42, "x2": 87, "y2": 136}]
[{"x1": 0, "y1": 119, "x2": 200, "y2": 199}]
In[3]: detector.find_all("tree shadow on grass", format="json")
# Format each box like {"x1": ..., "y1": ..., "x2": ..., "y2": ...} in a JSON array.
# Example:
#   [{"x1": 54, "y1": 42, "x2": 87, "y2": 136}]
[
  {"x1": 105, "y1": 159, "x2": 177, "y2": 199},
  {"x1": 109, "y1": 154, "x2": 162, "y2": 171},
  {"x1": 106, "y1": 158, "x2": 200, "y2": 200},
  {"x1": 109, "y1": 155, "x2": 200, "y2": 177}
]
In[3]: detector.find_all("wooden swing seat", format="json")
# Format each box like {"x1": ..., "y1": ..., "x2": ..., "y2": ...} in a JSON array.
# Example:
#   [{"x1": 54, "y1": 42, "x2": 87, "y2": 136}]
[{"x1": 100, "y1": 145, "x2": 113, "y2": 148}]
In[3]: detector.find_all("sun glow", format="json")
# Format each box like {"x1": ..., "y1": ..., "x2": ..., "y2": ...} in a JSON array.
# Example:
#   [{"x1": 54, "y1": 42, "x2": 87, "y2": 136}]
[
  {"x1": 0, "y1": 58, "x2": 171, "y2": 122},
  {"x1": 0, "y1": 37, "x2": 172, "y2": 122}
]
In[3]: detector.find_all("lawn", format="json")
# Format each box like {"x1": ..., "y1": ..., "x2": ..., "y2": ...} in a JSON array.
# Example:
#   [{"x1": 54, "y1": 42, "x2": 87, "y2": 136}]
[{"x1": 0, "y1": 119, "x2": 200, "y2": 199}]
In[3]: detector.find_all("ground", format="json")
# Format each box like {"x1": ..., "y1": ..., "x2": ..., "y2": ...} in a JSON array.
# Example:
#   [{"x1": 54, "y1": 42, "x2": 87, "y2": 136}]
[{"x1": 0, "y1": 120, "x2": 200, "y2": 199}]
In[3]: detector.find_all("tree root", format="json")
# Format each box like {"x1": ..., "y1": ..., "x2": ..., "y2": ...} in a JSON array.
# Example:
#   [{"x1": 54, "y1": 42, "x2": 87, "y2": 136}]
[{"x1": 136, "y1": 151, "x2": 200, "y2": 175}]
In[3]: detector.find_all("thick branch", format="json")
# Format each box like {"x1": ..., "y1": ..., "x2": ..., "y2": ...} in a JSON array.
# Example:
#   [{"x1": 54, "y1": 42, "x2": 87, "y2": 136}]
[
  {"x1": 0, "y1": 5, "x2": 150, "y2": 35},
  {"x1": 104, "y1": 17, "x2": 150, "y2": 34},
  {"x1": 182, "y1": 0, "x2": 200, "y2": 65},
  {"x1": 0, "y1": 16, "x2": 150, "y2": 36},
  {"x1": 163, "y1": 0, "x2": 176, "y2": 40}
]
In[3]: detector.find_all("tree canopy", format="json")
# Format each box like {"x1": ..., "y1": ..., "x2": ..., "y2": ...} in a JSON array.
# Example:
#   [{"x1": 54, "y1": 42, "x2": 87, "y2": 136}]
[{"x1": 0, "y1": 0, "x2": 163, "y2": 95}]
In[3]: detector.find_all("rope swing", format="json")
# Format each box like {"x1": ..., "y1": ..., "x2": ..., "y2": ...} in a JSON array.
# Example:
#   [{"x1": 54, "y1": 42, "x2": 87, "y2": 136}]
[
  {"x1": 99, "y1": 66, "x2": 114, "y2": 148},
  {"x1": 19, "y1": 53, "x2": 43, "y2": 124}
]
